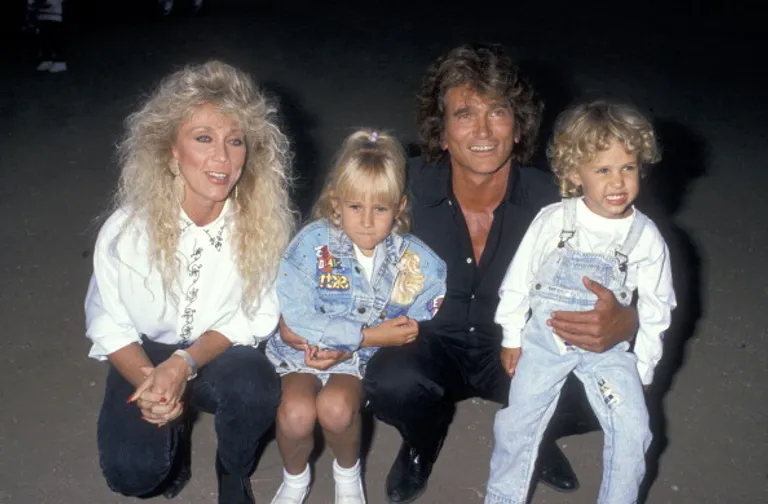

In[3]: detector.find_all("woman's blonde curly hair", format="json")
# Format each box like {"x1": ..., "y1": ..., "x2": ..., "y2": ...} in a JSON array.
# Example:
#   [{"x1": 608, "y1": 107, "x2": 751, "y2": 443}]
[
  {"x1": 114, "y1": 60, "x2": 296, "y2": 314},
  {"x1": 547, "y1": 100, "x2": 661, "y2": 197},
  {"x1": 312, "y1": 129, "x2": 410, "y2": 233}
]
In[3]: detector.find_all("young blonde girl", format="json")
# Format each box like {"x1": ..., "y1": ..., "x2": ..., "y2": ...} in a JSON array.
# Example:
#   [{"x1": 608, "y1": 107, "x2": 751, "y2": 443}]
[{"x1": 266, "y1": 129, "x2": 447, "y2": 504}]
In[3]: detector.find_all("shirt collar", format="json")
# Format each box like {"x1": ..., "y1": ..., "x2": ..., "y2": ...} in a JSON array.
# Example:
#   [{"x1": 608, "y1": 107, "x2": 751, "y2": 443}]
[
  {"x1": 327, "y1": 219, "x2": 408, "y2": 265},
  {"x1": 420, "y1": 154, "x2": 526, "y2": 207},
  {"x1": 180, "y1": 199, "x2": 234, "y2": 233}
]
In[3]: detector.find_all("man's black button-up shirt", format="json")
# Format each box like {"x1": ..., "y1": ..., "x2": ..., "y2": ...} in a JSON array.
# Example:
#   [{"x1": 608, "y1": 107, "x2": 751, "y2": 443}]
[{"x1": 408, "y1": 154, "x2": 559, "y2": 344}]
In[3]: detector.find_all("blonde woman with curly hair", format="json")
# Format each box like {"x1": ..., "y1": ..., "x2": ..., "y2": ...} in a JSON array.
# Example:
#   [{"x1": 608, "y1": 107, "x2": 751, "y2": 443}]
[
  {"x1": 84, "y1": 60, "x2": 295, "y2": 504},
  {"x1": 266, "y1": 129, "x2": 446, "y2": 504},
  {"x1": 486, "y1": 100, "x2": 676, "y2": 504}
]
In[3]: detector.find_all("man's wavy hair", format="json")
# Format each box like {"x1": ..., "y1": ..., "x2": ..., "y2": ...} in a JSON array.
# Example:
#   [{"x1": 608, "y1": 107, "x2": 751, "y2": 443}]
[
  {"x1": 417, "y1": 43, "x2": 543, "y2": 164},
  {"x1": 547, "y1": 100, "x2": 661, "y2": 197},
  {"x1": 114, "y1": 60, "x2": 296, "y2": 314}
]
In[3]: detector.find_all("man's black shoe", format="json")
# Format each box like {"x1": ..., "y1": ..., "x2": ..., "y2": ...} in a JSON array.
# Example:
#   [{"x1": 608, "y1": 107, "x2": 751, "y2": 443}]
[
  {"x1": 385, "y1": 442, "x2": 436, "y2": 503},
  {"x1": 537, "y1": 444, "x2": 579, "y2": 492},
  {"x1": 216, "y1": 454, "x2": 255, "y2": 504}
]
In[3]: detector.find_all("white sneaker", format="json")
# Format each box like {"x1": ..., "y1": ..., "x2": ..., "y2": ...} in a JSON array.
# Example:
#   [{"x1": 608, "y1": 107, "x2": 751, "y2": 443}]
[
  {"x1": 36, "y1": 61, "x2": 53, "y2": 71},
  {"x1": 48, "y1": 62, "x2": 67, "y2": 73},
  {"x1": 270, "y1": 466, "x2": 310, "y2": 504},
  {"x1": 333, "y1": 459, "x2": 366, "y2": 504}
]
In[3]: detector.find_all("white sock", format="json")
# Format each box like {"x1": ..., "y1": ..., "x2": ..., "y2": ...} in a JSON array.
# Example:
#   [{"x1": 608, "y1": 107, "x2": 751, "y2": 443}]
[
  {"x1": 333, "y1": 459, "x2": 365, "y2": 503},
  {"x1": 284, "y1": 465, "x2": 311, "y2": 487},
  {"x1": 270, "y1": 465, "x2": 310, "y2": 504}
]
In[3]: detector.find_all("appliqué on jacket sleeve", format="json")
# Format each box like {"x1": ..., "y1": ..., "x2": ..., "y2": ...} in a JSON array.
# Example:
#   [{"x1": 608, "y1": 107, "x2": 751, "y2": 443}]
[{"x1": 427, "y1": 295, "x2": 444, "y2": 317}]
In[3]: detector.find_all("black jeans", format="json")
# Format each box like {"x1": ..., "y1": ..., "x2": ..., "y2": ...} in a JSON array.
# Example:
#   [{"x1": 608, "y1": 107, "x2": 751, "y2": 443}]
[
  {"x1": 363, "y1": 329, "x2": 599, "y2": 456},
  {"x1": 96, "y1": 339, "x2": 280, "y2": 497}
]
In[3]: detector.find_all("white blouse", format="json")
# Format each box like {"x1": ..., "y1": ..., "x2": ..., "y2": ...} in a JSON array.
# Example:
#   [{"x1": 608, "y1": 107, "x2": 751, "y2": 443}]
[{"x1": 85, "y1": 201, "x2": 280, "y2": 360}]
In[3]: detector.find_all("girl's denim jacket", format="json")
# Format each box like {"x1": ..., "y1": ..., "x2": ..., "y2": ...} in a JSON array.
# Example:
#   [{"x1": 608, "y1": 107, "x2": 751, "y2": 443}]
[{"x1": 277, "y1": 218, "x2": 447, "y2": 360}]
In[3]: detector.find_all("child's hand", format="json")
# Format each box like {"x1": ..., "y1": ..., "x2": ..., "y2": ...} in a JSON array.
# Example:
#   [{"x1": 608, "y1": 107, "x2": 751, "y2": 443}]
[
  {"x1": 303, "y1": 345, "x2": 351, "y2": 370},
  {"x1": 363, "y1": 316, "x2": 419, "y2": 347},
  {"x1": 500, "y1": 347, "x2": 522, "y2": 377},
  {"x1": 279, "y1": 316, "x2": 309, "y2": 351}
]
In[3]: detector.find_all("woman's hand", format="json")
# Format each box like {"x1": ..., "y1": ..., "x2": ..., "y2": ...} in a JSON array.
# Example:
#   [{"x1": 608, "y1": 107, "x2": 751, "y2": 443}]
[
  {"x1": 362, "y1": 316, "x2": 419, "y2": 347},
  {"x1": 130, "y1": 355, "x2": 190, "y2": 426},
  {"x1": 548, "y1": 277, "x2": 638, "y2": 353}
]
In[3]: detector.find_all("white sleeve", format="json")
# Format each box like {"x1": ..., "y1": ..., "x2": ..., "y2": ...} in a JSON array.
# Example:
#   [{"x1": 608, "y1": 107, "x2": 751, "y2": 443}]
[
  {"x1": 209, "y1": 283, "x2": 280, "y2": 347},
  {"x1": 634, "y1": 233, "x2": 677, "y2": 385},
  {"x1": 84, "y1": 216, "x2": 142, "y2": 361},
  {"x1": 495, "y1": 210, "x2": 552, "y2": 349}
]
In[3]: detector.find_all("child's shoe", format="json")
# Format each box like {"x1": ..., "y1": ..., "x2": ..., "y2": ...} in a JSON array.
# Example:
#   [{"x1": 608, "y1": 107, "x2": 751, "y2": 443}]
[
  {"x1": 270, "y1": 465, "x2": 310, "y2": 504},
  {"x1": 333, "y1": 459, "x2": 366, "y2": 504}
]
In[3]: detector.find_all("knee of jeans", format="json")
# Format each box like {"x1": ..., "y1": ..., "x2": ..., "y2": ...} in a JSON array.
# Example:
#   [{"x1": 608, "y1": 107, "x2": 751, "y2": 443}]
[
  {"x1": 100, "y1": 447, "x2": 169, "y2": 497},
  {"x1": 220, "y1": 360, "x2": 281, "y2": 412}
]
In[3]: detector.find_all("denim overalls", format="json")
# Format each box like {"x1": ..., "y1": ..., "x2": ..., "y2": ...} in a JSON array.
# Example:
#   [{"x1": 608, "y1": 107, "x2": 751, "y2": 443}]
[
  {"x1": 266, "y1": 219, "x2": 447, "y2": 384},
  {"x1": 486, "y1": 198, "x2": 652, "y2": 504}
]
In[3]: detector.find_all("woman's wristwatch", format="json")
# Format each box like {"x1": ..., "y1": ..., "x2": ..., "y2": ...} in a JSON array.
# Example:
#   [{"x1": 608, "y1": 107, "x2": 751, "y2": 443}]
[{"x1": 172, "y1": 349, "x2": 199, "y2": 381}]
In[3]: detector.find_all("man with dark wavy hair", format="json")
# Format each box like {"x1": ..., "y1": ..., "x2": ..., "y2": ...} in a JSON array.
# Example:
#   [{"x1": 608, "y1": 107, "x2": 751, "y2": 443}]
[{"x1": 363, "y1": 43, "x2": 639, "y2": 503}]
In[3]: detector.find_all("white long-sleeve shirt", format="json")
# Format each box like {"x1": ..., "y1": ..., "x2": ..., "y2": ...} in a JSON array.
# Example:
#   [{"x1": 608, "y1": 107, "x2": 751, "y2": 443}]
[
  {"x1": 84, "y1": 201, "x2": 280, "y2": 360},
  {"x1": 495, "y1": 199, "x2": 676, "y2": 385}
]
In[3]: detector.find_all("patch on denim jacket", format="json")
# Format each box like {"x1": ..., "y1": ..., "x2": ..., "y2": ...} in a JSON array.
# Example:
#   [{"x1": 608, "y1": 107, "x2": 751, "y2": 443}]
[
  {"x1": 427, "y1": 294, "x2": 444, "y2": 317},
  {"x1": 315, "y1": 245, "x2": 350, "y2": 290},
  {"x1": 315, "y1": 245, "x2": 342, "y2": 272},
  {"x1": 318, "y1": 272, "x2": 350, "y2": 290}
]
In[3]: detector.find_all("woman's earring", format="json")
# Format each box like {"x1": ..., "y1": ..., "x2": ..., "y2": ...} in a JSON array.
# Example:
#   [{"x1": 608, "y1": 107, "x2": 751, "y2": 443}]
[{"x1": 169, "y1": 159, "x2": 180, "y2": 177}]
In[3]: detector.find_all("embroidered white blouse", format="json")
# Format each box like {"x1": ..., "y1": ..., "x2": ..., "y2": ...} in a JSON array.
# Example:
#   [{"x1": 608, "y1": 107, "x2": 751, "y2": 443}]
[{"x1": 85, "y1": 201, "x2": 280, "y2": 361}]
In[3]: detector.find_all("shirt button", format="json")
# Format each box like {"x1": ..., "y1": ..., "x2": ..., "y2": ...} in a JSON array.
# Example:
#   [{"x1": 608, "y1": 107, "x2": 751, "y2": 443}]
[
  {"x1": 357, "y1": 307, "x2": 366, "y2": 314},
  {"x1": 469, "y1": 326, "x2": 475, "y2": 333},
  {"x1": 470, "y1": 294, "x2": 475, "y2": 300},
  {"x1": 466, "y1": 257, "x2": 473, "y2": 264},
  {"x1": 448, "y1": 200, "x2": 453, "y2": 206},
  {"x1": 379, "y1": 311, "x2": 386, "y2": 319}
]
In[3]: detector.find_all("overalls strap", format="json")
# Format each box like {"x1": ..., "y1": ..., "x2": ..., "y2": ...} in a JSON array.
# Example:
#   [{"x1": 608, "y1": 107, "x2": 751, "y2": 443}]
[
  {"x1": 614, "y1": 209, "x2": 647, "y2": 270},
  {"x1": 558, "y1": 198, "x2": 578, "y2": 248}
]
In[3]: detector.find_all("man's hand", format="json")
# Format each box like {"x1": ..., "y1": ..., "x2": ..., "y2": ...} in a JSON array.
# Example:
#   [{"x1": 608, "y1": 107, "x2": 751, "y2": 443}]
[
  {"x1": 548, "y1": 277, "x2": 638, "y2": 353},
  {"x1": 500, "y1": 347, "x2": 522, "y2": 377}
]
